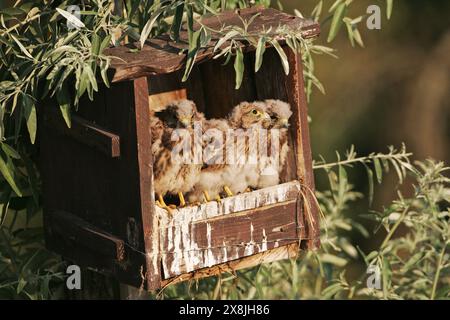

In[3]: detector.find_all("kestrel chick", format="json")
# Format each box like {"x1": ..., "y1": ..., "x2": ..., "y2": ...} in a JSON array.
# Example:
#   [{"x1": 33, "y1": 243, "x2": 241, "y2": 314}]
[
  {"x1": 225, "y1": 101, "x2": 271, "y2": 196},
  {"x1": 253, "y1": 99, "x2": 293, "y2": 189},
  {"x1": 151, "y1": 99, "x2": 204, "y2": 211}
]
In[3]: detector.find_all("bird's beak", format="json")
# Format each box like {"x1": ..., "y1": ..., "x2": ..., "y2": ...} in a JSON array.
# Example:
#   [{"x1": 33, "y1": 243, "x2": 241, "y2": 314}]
[
  {"x1": 179, "y1": 117, "x2": 191, "y2": 128},
  {"x1": 278, "y1": 118, "x2": 289, "y2": 128}
]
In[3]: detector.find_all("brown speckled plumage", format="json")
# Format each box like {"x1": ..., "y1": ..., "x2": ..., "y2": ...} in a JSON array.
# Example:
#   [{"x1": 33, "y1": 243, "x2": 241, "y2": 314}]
[{"x1": 150, "y1": 100, "x2": 205, "y2": 199}]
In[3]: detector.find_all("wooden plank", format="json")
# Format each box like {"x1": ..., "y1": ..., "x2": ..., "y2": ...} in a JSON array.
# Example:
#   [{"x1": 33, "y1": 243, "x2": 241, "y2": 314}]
[
  {"x1": 161, "y1": 242, "x2": 299, "y2": 287},
  {"x1": 105, "y1": 8, "x2": 320, "y2": 82},
  {"x1": 132, "y1": 77, "x2": 162, "y2": 291},
  {"x1": 161, "y1": 201, "x2": 297, "y2": 278},
  {"x1": 49, "y1": 210, "x2": 125, "y2": 261},
  {"x1": 157, "y1": 181, "x2": 301, "y2": 278},
  {"x1": 43, "y1": 109, "x2": 121, "y2": 158},
  {"x1": 284, "y1": 48, "x2": 320, "y2": 249}
]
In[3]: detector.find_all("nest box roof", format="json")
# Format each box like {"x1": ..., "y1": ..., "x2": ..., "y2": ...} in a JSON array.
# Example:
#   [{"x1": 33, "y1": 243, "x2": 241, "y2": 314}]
[{"x1": 105, "y1": 6, "x2": 320, "y2": 82}]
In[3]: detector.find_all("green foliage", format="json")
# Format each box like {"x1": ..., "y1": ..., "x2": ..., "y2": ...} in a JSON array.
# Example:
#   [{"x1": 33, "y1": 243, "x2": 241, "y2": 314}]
[
  {"x1": 4, "y1": 0, "x2": 446, "y2": 301},
  {"x1": 159, "y1": 157, "x2": 449, "y2": 300}
]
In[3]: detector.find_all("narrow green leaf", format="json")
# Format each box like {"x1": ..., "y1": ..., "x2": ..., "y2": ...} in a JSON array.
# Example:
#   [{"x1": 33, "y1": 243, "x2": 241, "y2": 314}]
[
  {"x1": 200, "y1": 28, "x2": 211, "y2": 47},
  {"x1": 338, "y1": 164, "x2": 347, "y2": 200},
  {"x1": 21, "y1": 94, "x2": 37, "y2": 144},
  {"x1": 329, "y1": 0, "x2": 343, "y2": 13},
  {"x1": 99, "y1": 35, "x2": 112, "y2": 53},
  {"x1": 234, "y1": 47, "x2": 244, "y2": 90},
  {"x1": 255, "y1": 37, "x2": 266, "y2": 73},
  {"x1": 213, "y1": 30, "x2": 240, "y2": 52},
  {"x1": 182, "y1": 29, "x2": 201, "y2": 82},
  {"x1": 84, "y1": 64, "x2": 98, "y2": 92},
  {"x1": 91, "y1": 33, "x2": 101, "y2": 56},
  {"x1": 390, "y1": 159, "x2": 404, "y2": 184},
  {"x1": 56, "y1": 8, "x2": 85, "y2": 29},
  {"x1": 0, "y1": 143, "x2": 20, "y2": 159},
  {"x1": 139, "y1": 6, "x2": 165, "y2": 49},
  {"x1": 170, "y1": 3, "x2": 185, "y2": 41},
  {"x1": 271, "y1": 40, "x2": 289, "y2": 75},
  {"x1": 352, "y1": 28, "x2": 364, "y2": 47},
  {"x1": 56, "y1": 84, "x2": 71, "y2": 128},
  {"x1": 374, "y1": 158, "x2": 383, "y2": 183},
  {"x1": 386, "y1": 0, "x2": 393, "y2": 19},
  {"x1": 365, "y1": 164, "x2": 374, "y2": 206},
  {"x1": 0, "y1": 151, "x2": 22, "y2": 196},
  {"x1": 17, "y1": 277, "x2": 27, "y2": 294},
  {"x1": 10, "y1": 35, "x2": 34, "y2": 60},
  {"x1": 321, "y1": 253, "x2": 348, "y2": 267},
  {"x1": 344, "y1": 20, "x2": 355, "y2": 47},
  {"x1": 327, "y1": 3, "x2": 346, "y2": 43}
]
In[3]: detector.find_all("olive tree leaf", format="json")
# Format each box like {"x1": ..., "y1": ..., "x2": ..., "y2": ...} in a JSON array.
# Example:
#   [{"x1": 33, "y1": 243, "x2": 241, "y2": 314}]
[
  {"x1": 170, "y1": 3, "x2": 185, "y2": 41},
  {"x1": 0, "y1": 150, "x2": 22, "y2": 197},
  {"x1": 182, "y1": 28, "x2": 201, "y2": 82},
  {"x1": 21, "y1": 94, "x2": 37, "y2": 144},
  {"x1": 374, "y1": 158, "x2": 383, "y2": 183},
  {"x1": 327, "y1": 3, "x2": 347, "y2": 43},
  {"x1": 363, "y1": 163, "x2": 374, "y2": 206},
  {"x1": 234, "y1": 46, "x2": 244, "y2": 90},
  {"x1": 56, "y1": 8, "x2": 85, "y2": 29},
  {"x1": 255, "y1": 36, "x2": 266, "y2": 73},
  {"x1": 139, "y1": 6, "x2": 165, "y2": 49},
  {"x1": 10, "y1": 35, "x2": 34, "y2": 60},
  {"x1": 271, "y1": 40, "x2": 289, "y2": 75},
  {"x1": 214, "y1": 30, "x2": 240, "y2": 52},
  {"x1": 386, "y1": 0, "x2": 393, "y2": 19},
  {"x1": 56, "y1": 84, "x2": 71, "y2": 128},
  {"x1": 0, "y1": 143, "x2": 20, "y2": 159}
]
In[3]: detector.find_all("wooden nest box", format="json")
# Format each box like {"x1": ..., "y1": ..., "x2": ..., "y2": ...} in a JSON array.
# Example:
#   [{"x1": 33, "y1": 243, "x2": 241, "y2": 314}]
[{"x1": 39, "y1": 7, "x2": 320, "y2": 291}]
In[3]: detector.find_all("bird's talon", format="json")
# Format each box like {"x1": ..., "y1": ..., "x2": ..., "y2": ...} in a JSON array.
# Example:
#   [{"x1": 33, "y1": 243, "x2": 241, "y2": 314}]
[
  {"x1": 158, "y1": 194, "x2": 167, "y2": 207},
  {"x1": 202, "y1": 190, "x2": 211, "y2": 203},
  {"x1": 178, "y1": 192, "x2": 186, "y2": 207},
  {"x1": 224, "y1": 186, "x2": 233, "y2": 197}
]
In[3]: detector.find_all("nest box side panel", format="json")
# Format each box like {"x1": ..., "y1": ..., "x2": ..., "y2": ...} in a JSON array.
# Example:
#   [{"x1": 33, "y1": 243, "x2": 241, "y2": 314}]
[
  {"x1": 39, "y1": 79, "x2": 161, "y2": 289},
  {"x1": 40, "y1": 89, "x2": 122, "y2": 274},
  {"x1": 90, "y1": 77, "x2": 161, "y2": 290}
]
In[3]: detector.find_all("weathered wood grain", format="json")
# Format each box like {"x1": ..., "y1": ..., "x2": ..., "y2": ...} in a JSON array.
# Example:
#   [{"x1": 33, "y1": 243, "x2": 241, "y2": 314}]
[
  {"x1": 157, "y1": 181, "x2": 302, "y2": 278},
  {"x1": 105, "y1": 7, "x2": 320, "y2": 82},
  {"x1": 161, "y1": 242, "x2": 299, "y2": 287},
  {"x1": 49, "y1": 210, "x2": 125, "y2": 261},
  {"x1": 284, "y1": 48, "x2": 320, "y2": 249},
  {"x1": 43, "y1": 109, "x2": 121, "y2": 158}
]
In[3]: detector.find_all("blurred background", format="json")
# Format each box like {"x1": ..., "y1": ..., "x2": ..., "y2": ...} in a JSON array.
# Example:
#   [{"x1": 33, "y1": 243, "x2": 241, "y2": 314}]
[{"x1": 281, "y1": 0, "x2": 450, "y2": 258}]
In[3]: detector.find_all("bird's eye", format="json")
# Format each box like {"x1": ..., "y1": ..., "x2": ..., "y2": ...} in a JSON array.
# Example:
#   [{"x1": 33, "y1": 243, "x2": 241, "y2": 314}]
[
  {"x1": 270, "y1": 115, "x2": 277, "y2": 120},
  {"x1": 251, "y1": 109, "x2": 259, "y2": 115}
]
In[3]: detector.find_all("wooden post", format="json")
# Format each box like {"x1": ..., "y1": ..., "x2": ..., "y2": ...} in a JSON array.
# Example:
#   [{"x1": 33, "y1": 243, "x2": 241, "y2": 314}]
[{"x1": 285, "y1": 48, "x2": 320, "y2": 250}]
